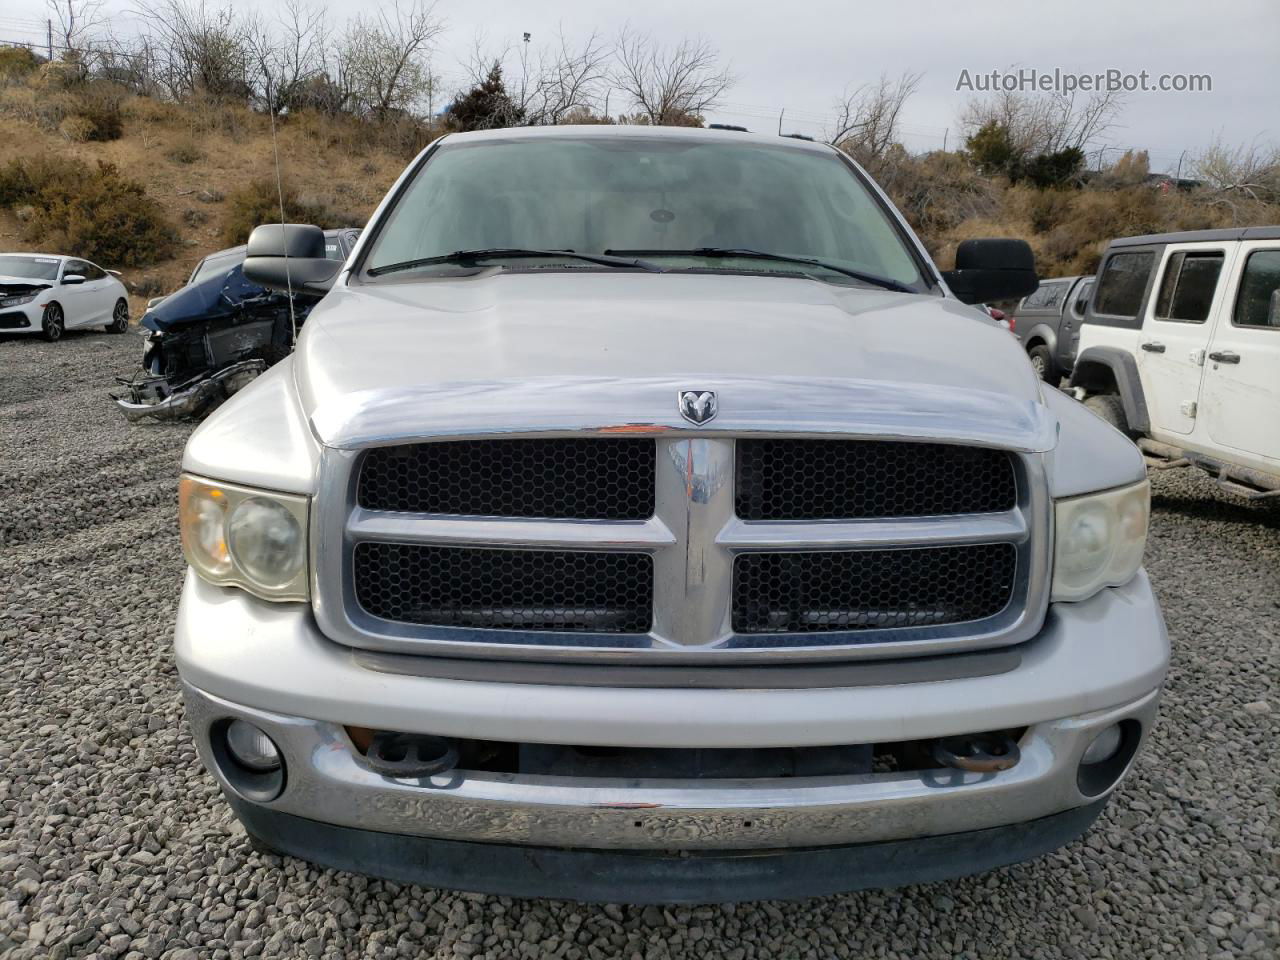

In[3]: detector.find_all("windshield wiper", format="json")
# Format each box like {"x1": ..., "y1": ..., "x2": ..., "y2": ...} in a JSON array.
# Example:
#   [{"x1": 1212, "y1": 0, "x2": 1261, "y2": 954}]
[
  {"x1": 603, "y1": 247, "x2": 914, "y2": 293},
  {"x1": 368, "y1": 248, "x2": 664, "y2": 276}
]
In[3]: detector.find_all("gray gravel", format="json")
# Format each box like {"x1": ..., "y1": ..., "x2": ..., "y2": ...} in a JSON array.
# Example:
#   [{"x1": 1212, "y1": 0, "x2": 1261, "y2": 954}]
[{"x1": 1, "y1": 331, "x2": 1277, "y2": 960}]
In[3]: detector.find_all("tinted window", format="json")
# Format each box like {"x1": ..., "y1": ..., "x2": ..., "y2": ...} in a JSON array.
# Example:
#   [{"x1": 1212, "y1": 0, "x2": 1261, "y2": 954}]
[
  {"x1": 1154, "y1": 252, "x2": 1223, "y2": 323},
  {"x1": 367, "y1": 136, "x2": 925, "y2": 288},
  {"x1": 81, "y1": 262, "x2": 107, "y2": 280},
  {"x1": 1094, "y1": 252, "x2": 1154, "y2": 318},
  {"x1": 64, "y1": 259, "x2": 92, "y2": 278},
  {"x1": 1234, "y1": 250, "x2": 1280, "y2": 329}
]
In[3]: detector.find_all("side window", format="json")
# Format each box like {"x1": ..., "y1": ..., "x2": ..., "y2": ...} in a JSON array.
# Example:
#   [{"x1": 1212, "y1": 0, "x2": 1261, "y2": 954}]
[
  {"x1": 324, "y1": 239, "x2": 343, "y2": 260},
  {"x1": 1042, "y1": 282, "x2": 1069, "y2": 310},
  {"x1": 1153, "y1": 251, "x2": 1224, "y2": 324},
  {"x1": 1023, "y1": 282, "x2": 1061, "y2": 309},
  {"x1": 81, "y1": 262, "x2": 106, "y2": 280},
  {"x1": 1233, "y1": 250, "x2": 1280, "y2": 329},
  {"x1": 1093, "y1": 252, "x2": 1154, "y2": 318},
  {"x1": 64, "y1": 259, "x2": 90, "y2": 278}
]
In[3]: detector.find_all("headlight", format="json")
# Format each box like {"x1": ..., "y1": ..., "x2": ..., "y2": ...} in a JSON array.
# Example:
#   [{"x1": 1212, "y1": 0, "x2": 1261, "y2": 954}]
[
  {"x1": 179, "y1": 474, "x2": 309, "y2": 601},
  {"x1": 1052, "y1": 480, "x2": 1149, "y2": 602},
  {"x1": 0, "y1": 293, "x2": 38, "y2": 307}
]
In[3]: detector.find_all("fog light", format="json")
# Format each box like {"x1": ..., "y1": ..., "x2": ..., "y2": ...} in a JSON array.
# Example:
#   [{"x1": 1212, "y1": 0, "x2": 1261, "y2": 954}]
[
  {"x1": 1082, "y1": 723, "x2": 1123, "y2": 765},
  {"x1": 225, "y1": 720, "x2": 281, "y2": 772}
]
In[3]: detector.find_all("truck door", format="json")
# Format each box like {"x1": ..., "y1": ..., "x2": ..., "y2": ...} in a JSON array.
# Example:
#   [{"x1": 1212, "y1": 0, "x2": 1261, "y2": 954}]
[
  {"x1": 1199, "y1": 242, "x2": 1280, "y2": 468},
  {"x1": 1137, "y1": 245, "x2": 1233, "y2": 437}
]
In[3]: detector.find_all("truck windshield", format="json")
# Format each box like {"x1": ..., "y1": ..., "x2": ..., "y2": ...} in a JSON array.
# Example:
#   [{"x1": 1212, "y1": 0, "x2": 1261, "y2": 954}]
[
  {"x1": 363, "y1": 135, "x2": 927, "y2": 290},
  {"x1": 0, "y1": 255, "x2": 60, "y2": 281}
]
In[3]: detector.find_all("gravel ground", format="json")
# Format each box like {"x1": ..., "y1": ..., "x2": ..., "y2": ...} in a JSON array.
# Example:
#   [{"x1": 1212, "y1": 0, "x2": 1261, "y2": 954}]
[{"x1": 0, "y1": 331, "x2": 1276, "y2": 960}]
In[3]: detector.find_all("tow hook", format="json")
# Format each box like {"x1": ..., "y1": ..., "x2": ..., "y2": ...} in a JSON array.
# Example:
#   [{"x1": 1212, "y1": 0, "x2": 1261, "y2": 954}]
[
  {"x1": 364, "y1": 732, "x2": 460, "y2": 778},
  {"x1": 931, "y1": 733, "x2": 1021, "y2": 773}
]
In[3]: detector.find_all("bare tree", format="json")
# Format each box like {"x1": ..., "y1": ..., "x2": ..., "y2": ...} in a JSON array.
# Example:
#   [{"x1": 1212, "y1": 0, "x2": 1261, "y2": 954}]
[
  {"x1": 462, "y1": 29, "x2": 610, "y2": 125},
  {"x1": 247, "y1": 0, "x2": 328, "y2": 113},
  {"x1": 1192, "y1": 138, "x2": 1280, "y2": 203},
  {"x1": 611, "y1": 28, "x2": 732, "y2": 126},
  {"x1": 960, "y1": 87, "x2": 1125, "y2": 158},
  {"x1": 133, "y1": 0, "x2": 254, "y2": 101},
  {"x1": 47, "y1": 0, "x2": 106, "y2": 60},
  {"x1": 827, "y1": 71, "x2": 922, "y2": 165},
  {"x1": 336, "y1": 0, "x2": 444, "y2": 117}
]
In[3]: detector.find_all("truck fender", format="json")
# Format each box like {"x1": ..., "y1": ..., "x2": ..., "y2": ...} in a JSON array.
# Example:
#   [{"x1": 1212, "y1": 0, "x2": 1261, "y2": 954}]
[
  {"x1": 1068, "y1": 347, "x2": 1150, "y2": 434},
  {"x1": 1022, "y1": 321, "x2": 1058, "y2": 355}
]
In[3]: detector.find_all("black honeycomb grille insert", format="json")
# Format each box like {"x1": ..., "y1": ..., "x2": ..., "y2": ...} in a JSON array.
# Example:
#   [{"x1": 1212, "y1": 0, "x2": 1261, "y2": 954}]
[
  {"x1": 359, "y1": 439, "x2": 655, "y2": 519},
  {"x1": 354, "y1": 543, "x2": 653, "y2": 633},
  {"x1": 735, "y1": 440, "x2": 1016, "y2": 520},
  {"x1": 733, "y1": 544, "x2": 1016, "y2": 634}
]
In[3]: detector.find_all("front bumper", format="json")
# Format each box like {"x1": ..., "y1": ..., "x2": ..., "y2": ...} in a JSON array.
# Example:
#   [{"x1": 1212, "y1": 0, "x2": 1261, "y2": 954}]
[
  {"x1": 0, "y1": 303, "x2": 43, "y2": 332},
  {"x1": 177, "y1": 569, "x2": 1167, "y2": 898},
  {"x1": 227, "y1": 795, "x2": 1110, "y2": 904}
]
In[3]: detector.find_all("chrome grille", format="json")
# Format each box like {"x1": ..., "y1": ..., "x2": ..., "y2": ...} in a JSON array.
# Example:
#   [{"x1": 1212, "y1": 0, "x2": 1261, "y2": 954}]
[
  {"x1": 320, "y1": 433, "x2": 1050, "y2": 663},
  {"x1": 735, "y1": 439, "x2": 1016, "y2": 520},
  {"x1": 359, "y1": 438, "x2": 655, "y2": 519},
  {"x1": 732, "y1": 544, "x2": 1016, "y2": 633},
  {"x1": 354, "y1": 543, "x2": 653, "y2": 633}
]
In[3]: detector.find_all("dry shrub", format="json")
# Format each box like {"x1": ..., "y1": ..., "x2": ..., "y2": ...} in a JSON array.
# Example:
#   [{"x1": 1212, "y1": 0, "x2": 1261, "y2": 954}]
[
  {"x1": 0, "y1": 46, "x2": 40, "y2": 85},
  {"x1": 166, "y1": 136, "x2": 205, "y2": 163},
  {"x1": 59, "y1": 115, "x2": 96, "y2": 142},
  {"x1": 0, "y1": 155, "x2": 178, "y2": 266},
  {"x1": 222, "y1": 176, "x2": 360, "y2": 245},
  {"x1": 65, "y1": 84, "x2": 126, "y2": 141}
]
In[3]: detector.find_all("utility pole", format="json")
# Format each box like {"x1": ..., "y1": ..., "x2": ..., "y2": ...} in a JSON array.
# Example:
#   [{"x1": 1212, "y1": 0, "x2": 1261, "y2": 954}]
[
  {"x1": 943, "y1": 128, "x2": 948, "y2": 152},
  {"x1": 46, "y1": 18, "x2": 52, "y2": 60}
]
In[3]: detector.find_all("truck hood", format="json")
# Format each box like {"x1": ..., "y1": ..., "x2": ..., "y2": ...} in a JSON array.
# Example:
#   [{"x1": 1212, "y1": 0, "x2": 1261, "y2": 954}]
[{"x1": 295, "y1": 273, "x2": 1054, "y2": 451}]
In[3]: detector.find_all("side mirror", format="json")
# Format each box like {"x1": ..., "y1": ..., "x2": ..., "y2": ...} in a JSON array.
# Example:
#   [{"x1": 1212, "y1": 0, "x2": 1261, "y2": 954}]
[
  {"x1": 62, "y1": 273, "x2": 85, "y2": 285},
  {"x1": 242, "y1": 223, "x2": 339, "y2": 295},
  {"x1": 941, "y1": 239, "x2": 1038, "y2": 305}
]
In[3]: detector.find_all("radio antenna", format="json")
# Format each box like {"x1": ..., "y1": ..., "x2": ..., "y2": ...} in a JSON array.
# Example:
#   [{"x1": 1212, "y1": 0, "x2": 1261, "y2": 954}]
[{"x1": 267, "y1": 78, "x2": 298, "y2": 346}]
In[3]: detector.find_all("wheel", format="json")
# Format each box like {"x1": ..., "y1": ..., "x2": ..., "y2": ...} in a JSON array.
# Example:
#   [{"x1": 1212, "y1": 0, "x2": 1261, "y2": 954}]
[
  {"x1": 107, "y1": 299, "x2": 130, "y2": 333},
  {"x1": 1084, "y1": 394, "x2": 1134, "y2": 437},
  {"x1": 1028, "y1": 345, "x2": 1056, "y2": 383},
  {"x1": 41, "y1": 302, "x2": 65, "y2": 342}
]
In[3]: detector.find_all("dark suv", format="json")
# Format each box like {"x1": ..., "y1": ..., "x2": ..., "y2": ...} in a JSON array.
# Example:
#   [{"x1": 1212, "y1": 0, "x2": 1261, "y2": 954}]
[{"x1": 1013, "y1": 275, "x2": 1094, "y2": 381}]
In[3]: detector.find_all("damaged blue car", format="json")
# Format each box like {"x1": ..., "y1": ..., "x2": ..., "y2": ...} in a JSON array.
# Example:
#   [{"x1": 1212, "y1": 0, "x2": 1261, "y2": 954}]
[{"x1": 112, "y1": 228, "x2": 359, "y2": 420}]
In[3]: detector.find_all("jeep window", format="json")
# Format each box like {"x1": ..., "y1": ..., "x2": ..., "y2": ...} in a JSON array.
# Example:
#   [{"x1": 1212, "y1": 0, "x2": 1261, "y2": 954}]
[
  {"x1": 1153, "y1": 251, "x2": 1224, "y2": 323},
  {"x1": 0, "y1": 255, "x2": 60, "y2": 281},
  {"x1": 363, "y1": 136, "x2": 927, "y2": 290},
  {"x1": 1233, "y1": 249, "x2": 1280, "y2": 329},
  {"x1": 1094, "y1": 252, "x2": 1154, "y2": 318}
]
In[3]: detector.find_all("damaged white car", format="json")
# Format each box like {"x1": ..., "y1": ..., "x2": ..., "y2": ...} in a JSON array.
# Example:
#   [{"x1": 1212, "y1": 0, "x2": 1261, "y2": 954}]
[{"x1": 0, "y1": 253, "x2": 129, "y2": 341}]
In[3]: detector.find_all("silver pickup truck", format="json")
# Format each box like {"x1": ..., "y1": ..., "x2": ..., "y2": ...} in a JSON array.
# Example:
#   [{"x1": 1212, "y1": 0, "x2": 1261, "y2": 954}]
[{"x1": 174, "y1": 125, "x2": 1167, "y2": 903}]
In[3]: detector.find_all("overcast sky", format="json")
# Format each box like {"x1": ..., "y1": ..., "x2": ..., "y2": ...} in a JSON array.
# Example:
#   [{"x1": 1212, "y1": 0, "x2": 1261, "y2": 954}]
[{"x1": 3, "y1": 0, "x2": 1275, "y2": 172}]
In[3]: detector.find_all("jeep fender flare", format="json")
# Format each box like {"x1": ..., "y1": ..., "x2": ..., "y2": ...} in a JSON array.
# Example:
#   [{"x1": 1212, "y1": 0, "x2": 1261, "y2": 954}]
[{"x1": 1068, "y1": 347, "x2": 1150, "y2": 434}]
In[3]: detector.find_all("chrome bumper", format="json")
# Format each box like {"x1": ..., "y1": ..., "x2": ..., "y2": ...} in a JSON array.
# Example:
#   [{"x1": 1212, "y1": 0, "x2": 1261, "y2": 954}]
[{"x1": 184, "y1": 680, "x2": 1159, "y2": 852}]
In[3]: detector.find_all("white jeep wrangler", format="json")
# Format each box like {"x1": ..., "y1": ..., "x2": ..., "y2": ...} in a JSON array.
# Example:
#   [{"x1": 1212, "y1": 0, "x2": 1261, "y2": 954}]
[
  {"x1": 1071, "y1": 228, "x2": 1280, "y2": 499},
  {"x1": 174, "y1": 125, "x2": 1167, "y2": 903}
]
